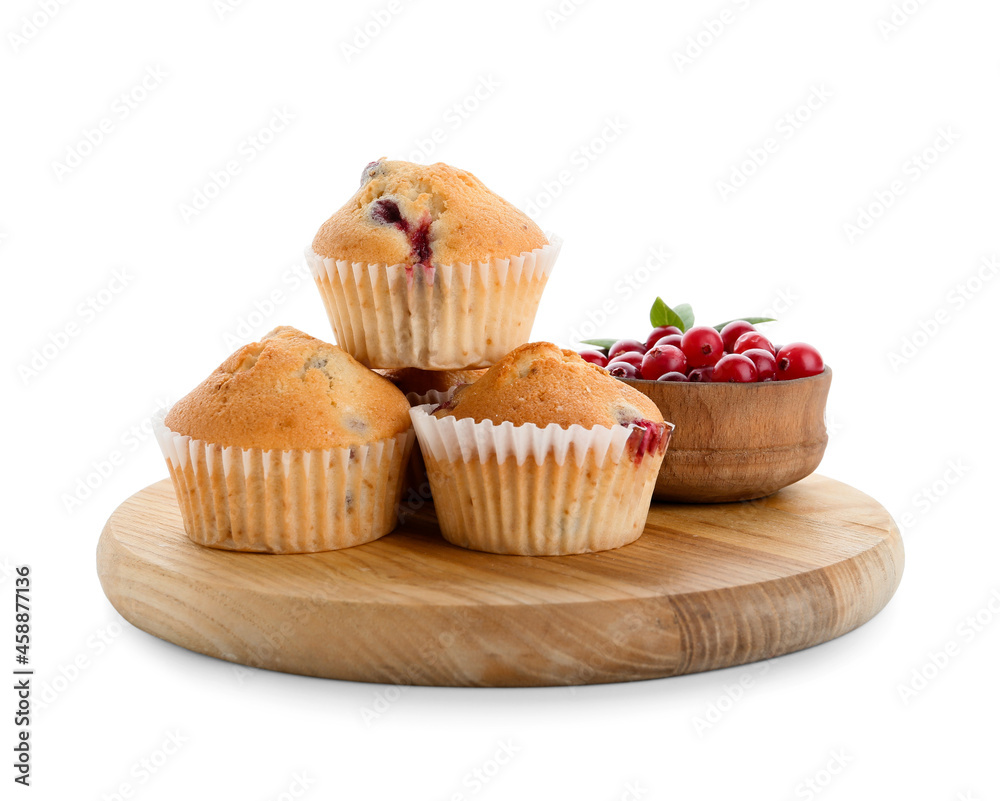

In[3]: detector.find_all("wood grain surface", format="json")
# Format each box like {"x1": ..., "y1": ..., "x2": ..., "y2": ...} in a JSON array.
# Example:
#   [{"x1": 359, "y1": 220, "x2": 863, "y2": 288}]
[{"x1": 96, "y1": 474, "x2": 903, "y2": 687}]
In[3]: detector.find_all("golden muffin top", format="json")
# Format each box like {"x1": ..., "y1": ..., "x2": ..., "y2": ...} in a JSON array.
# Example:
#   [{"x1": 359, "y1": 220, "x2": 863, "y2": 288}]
[
  {"x1": 311, "y1": 159, "x2": 547, "y2": 267},
  {"x1": 165, "y1": 326, "x2": 411, "y2": 450},
  {"x1": 432, "y1": 342, "x2": 664, "y2": 429}
]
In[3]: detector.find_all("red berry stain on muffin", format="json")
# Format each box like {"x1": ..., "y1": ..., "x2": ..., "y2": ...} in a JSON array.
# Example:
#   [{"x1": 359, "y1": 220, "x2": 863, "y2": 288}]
[
  {"x1": 429, "y1": 383, "x2": 470, "y2": 414},
  {"x1": 431, "y1": 398, "x2": 455, "y2": 414},
  {"x1": 625, "y1": 419, "x2": 670, "y2": 463},
  {"x1": 370, "y1": 198, "x2": 434, "y2": 277}
]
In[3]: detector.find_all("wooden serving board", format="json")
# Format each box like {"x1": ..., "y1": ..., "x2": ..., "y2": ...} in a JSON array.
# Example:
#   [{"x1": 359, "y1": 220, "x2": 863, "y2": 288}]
[{"x1": 97, "y1": 475, "x2": 902, "y2": 687}]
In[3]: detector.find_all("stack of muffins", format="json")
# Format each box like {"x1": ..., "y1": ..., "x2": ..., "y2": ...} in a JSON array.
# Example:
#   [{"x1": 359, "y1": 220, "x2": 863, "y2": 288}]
[{"x1": 155, "y1": 158, "x2": 672, "y2": 556}]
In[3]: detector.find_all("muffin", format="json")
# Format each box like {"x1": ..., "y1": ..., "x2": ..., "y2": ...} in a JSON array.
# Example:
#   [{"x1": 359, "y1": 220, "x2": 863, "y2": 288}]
[
  {"x1": 409, "y1": 343, "x2": 673, "y2": 555},
  {"x1": 154, "y1": 326, "x2": 414, "y2": 553},
  {"x1": 307, "y1": 159, "x2": 561, "y2": 370}
]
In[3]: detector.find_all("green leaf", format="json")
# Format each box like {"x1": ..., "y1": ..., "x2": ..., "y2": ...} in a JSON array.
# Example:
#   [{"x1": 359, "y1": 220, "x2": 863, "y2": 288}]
[
  {"x1": 579, "y1": 338, "x2": 617, "y2": 353},
  {"x1": 649, "y1": 297, "x2": 669, "y2": 327},
  {"x1": 713, "y1": 317, "x2": 776, "y2": 332},
  {"x1": 649, "y1": 297, "x2": 692, "y2": 332},
  {"x1": 674, "y1": 303, "x2": 695, "y2": 332}
]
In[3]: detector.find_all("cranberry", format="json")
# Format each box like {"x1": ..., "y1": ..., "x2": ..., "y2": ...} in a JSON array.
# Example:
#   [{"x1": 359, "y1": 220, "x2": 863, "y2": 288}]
[
  {"x1": 644, "y1": 326, "x2": 682, "y2": 350},
  {"x1": 776, "y1": 343, "x2": 824, "y2": 380},
  {"x1": 733, "y1": 332, "x2": 775, "y2": 355},
  {"x1": 607, "y1": 339, "x2": 647, "y2": 359},
  {"x1": 741, "y1": 348, "x2": 777, "y2": 381},
  {"x1": 657, "y1": 371, "x2": 689, "y2": 382},
  {"x1": 578, "y1": 349, "x2": 608, "y2": 368},
  {"x1": 369, "y1": 197, "x2": 433, "y2": 267},
  {"x1": 653, "y1": 334, "x2": 683, "y2": 349},
  {"x1": 608, "y1": 351, "x2": 644, "y2": 369},
  {"x1": 371, "y1": 198, "x2": 403, "y2": 226},
  {"x1": 687, "y1": 366, "x2": 715, "y2": 382},
  {"x1": 431, "y1": 396, "x2": 456, "y2": 413},
  {"x1": 681, "y1": 326, "x2": 725, "y2": 368},
  {"x1": 720, "y1": 320, "x2": 756, "y2": 352},
  {"x1": 627, "y1": 419, "x2": 667, "y2": 461},
  {"x1": 640, "y1": 345, "x2": 687, "y2": 380},
  {"x1": 712, "y1": 353, "x2": 758, "y2": 383},
  {"x1": 360, "y1": 160, "x2": 384, "y2": 185},
  {"x1": 608, "y1": 362, "x2": 639, "y2": 379}
]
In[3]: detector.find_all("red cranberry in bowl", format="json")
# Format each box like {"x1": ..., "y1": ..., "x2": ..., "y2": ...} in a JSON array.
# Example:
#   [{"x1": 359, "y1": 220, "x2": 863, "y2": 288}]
[
  {"x1": 681, "y1": 326, "x2": 725, "y2": 368},
  {"x1": 653, "y1": 334, "x2": 683, "y2": 349},
  {"x1": 644, "y1": 326, "x2": 682, "y2": 350},
  {"x1": 640, "y1": 345, "x2": 687, "y2": 380},
  {"x1": 741, "y1": 348, "x2": 777, "y2": 381},
  {"x1": 720, "y1": 320, "x2": 756, "y2": 352},
  {"x1": 657, "y1": 371, "x2": 689, "y2": 382},
  {"x1": 578, "y1": 349, "x2": 609, "y2": 368},
  {"x1": 776, "y1": 343, "x2": 824, "y2": 380},
  {"x1": 687, "y1": 366, "x2": 715, "y2": 382},
  {"x1": 607, "y1": 339, "x2": 647, "y2": 360},
  {"x1": 733, "y1": 332, "x2": 775, "y2": 355},
  {"x1": 608, "y1": 351, "x2": 644, "y2": 369},
  {"x1": 712, "y1": 353, "x2": 758, "y2": 383},
  {"x1": 608, "y1": 361, "x2": 640, "y2": 379}
]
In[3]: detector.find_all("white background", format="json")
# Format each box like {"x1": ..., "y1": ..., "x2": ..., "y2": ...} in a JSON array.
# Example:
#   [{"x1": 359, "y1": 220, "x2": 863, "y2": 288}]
[{"x1": 3, "y1": 0, "x2": 999, "y2": 798}]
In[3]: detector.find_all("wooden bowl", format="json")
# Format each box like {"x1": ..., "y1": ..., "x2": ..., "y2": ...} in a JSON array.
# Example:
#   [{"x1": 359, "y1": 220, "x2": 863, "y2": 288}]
[{"x1": 622, "y1": 367, "x2": 832, "y2": 503}]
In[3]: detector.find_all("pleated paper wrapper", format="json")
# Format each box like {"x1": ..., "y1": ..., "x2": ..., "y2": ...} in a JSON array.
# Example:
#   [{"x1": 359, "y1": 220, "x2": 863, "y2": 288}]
[
  {"x1": 398, "y1": 389, "x2": 452, "y2": 506},
  {"x1": 409, "y1": 405, "x2": 672, "y2": 556},
  {"x1": 307, "y1": 236, "x2": 561, "y2": 370},
  {"x1": 154, "y1": 411, "x2": 414, "y2": 554}
]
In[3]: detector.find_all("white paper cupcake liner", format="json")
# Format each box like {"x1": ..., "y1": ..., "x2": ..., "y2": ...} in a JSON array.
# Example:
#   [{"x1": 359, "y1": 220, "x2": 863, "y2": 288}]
[
  {"x1": 399, "y1": 389, "x2": 453, "y2": 498},
  {"x1": 153, "y1": 410, "x2": 414, "y2": 553},
  {"x1": 409, "y1": 405, "x2": 672, "y2": 556},
  {"x1": 307, "y1": 236, "x2": 562, "y2": 370},
  {"x1": 405, "y1": 388, "x2": 454, "y2": 407}
]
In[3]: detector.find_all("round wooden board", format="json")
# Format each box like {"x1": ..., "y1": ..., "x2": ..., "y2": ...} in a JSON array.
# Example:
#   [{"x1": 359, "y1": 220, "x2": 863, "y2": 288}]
[{"x1": 97, "y1": 475, "x2": 903, "y2": 687}]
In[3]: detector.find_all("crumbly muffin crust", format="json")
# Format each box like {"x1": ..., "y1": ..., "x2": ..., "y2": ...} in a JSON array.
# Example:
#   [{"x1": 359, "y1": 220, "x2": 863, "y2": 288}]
[
  {"x1": 165, "y1": 326, "x2": 411, "y2": 450},
  {"x1": 433, "y1": 342, "x2": 664, "y2": 430},
  {"x1": 311, "y1": 159, "x2": 547, "y2": 267}
]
